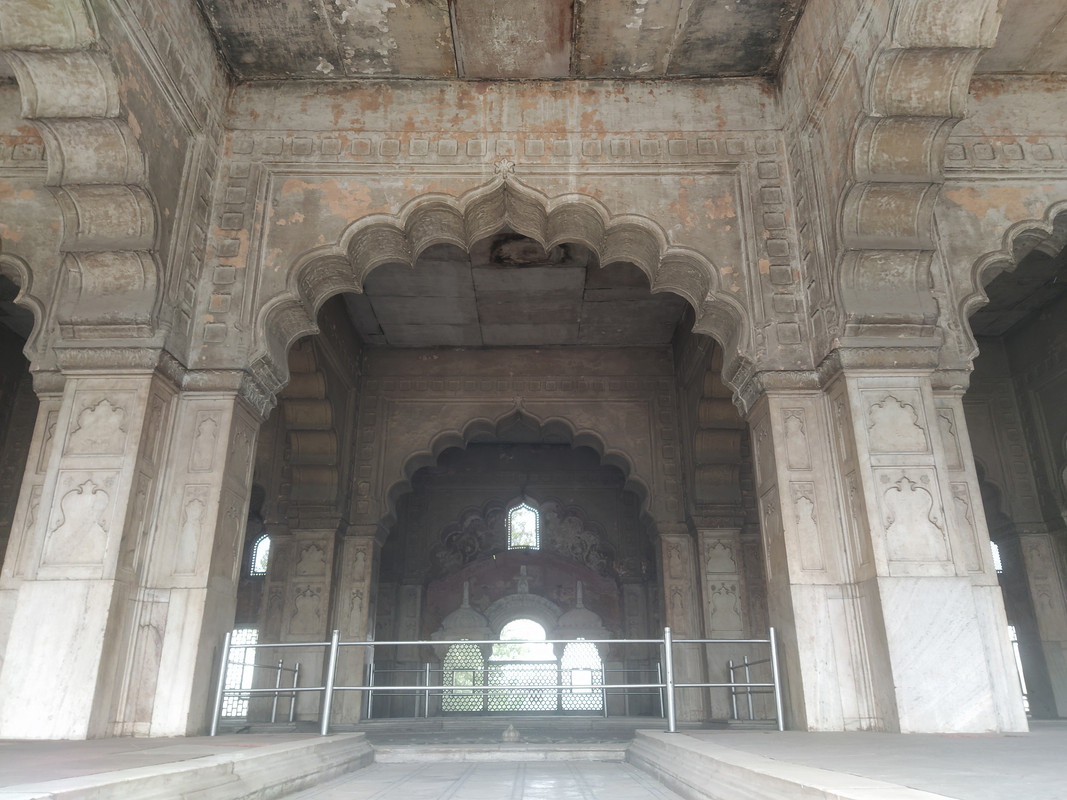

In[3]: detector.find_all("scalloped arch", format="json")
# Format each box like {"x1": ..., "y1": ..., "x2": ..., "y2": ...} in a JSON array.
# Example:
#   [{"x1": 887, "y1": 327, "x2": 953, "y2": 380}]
[
  {"x1": 255, "y1": 177, "x2": 752, "y2": 389},
  {"x1": 0, "y1": 252, "x2": 47, "y2": 362},
  {"x1": 380, "y1": 406, "x2": 653, "y2": 533},
  {"x1": 960, "y1": 200, "x2": 1067, "y2": 360}
]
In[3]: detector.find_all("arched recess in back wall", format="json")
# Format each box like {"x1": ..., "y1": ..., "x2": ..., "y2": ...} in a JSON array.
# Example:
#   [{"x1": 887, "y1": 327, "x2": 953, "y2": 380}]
[
  {"x1": 249, "y1": 175, "x2": 755, "y2": 398},
  {"x1": 960, "y1": 200, "x2": 1067, "y2": 361},
  {"x1": 373, "y1": 407, "x2": 656, "y2": 535}
]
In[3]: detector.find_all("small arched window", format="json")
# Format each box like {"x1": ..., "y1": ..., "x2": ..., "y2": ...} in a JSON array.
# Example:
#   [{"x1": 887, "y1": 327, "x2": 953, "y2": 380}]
[
  {"x1": 250, "y1": 534, "x2": 271, "y2": 576},
  {"x1": 508, "y1": 502, "x2": 539, "y2": 550}
]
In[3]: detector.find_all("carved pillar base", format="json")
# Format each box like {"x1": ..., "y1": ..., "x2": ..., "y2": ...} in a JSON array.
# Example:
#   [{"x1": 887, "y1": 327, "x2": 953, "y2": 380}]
[
  {"x1": 697, "y1": 528, "x2": 749, "y2": 719},
  {"x1": 659, "y1": 526, "x2": 706, "y2": 723},
  {"x1": 331, "y1": 524, "x2": 382, "y2": 724},
  {"x1": 1018, "y1": 533, "x2": 1067, "y2": 716}
]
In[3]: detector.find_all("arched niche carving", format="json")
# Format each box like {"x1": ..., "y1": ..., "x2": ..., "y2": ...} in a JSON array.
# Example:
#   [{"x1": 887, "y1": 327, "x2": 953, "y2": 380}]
[
  {"x1": 961, "y1": 201, "x2": 1067, "y2": 361},
  {"x1": 380, "y1": 406, "x2": 656, "y2": 531},
  {"x1": 427, "y1": 496, "x2": 618, "y2": 581},
  {"x1": 251, "y1": 176, "x2": 754, "y2": 396}
]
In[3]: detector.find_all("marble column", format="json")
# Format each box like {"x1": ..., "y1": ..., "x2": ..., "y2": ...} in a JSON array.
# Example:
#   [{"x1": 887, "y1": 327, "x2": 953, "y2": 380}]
[
  {"x1": 330, "y1": 524, "x2": 382, "y2": 724},
  {"x1": 659, "y1": 525, "x2": 706, "y2": 722},
  {"x1": 264, "y1": 527, "x2": 338, "y2": 721},
  {"x1": 0, "y1": 370, "x2": 178, "y2": 738},
  {"x1": 749, "y1": 370, "x2": 1029, "y2": 733},
  {"x1": 0, "y1": 369, "x2": 267, "y2": 738},
  {"x1": 1017, "y1": 533, "x2": 1067, "y2": 715}
]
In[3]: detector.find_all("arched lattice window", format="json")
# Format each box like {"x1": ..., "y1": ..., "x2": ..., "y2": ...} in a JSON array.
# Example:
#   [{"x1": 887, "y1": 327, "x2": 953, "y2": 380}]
[
  {"x1": 250, "y1": 534, "x2": 271, "y2": 576},
  {"x1": 507, "y1": 502, "x2": 539, "y2": 550}
]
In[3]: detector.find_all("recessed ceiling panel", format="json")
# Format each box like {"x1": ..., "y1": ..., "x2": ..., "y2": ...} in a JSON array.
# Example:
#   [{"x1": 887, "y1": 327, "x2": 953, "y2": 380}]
[
  {"x1": 668, "y1": 0, "x2": 804, "y2": 76},
  {"x1": 437, "y1": 0, "x2": 571, "y2": 78},
  {"x1": 327, "y1": 0, "x2": 456, "y2": 78},
  {"x1": 574, "y1": 0, "x2": 683, "y2": 78}
]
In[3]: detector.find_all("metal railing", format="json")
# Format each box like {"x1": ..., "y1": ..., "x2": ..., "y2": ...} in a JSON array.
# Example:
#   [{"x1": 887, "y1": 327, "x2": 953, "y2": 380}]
[{"x1": 210, "y1": 626, "x2": 783, "y2": 735}]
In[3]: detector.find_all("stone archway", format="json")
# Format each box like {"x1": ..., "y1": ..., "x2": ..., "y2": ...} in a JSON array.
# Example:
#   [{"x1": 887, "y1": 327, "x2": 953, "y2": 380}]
[{"x1": 251, "y1": 175, "x2": 754, "y2": 398}]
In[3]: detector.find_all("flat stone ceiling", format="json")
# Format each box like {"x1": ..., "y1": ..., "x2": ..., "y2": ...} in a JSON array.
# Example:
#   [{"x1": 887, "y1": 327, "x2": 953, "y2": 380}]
[{"x1": 195, "y1": 0, "x2": 806, "y2": 80}]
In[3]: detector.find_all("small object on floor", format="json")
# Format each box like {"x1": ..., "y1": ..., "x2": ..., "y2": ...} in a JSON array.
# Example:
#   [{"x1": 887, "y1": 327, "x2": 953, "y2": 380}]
[{"x1": 502, "y1": 724, "x2": 520, "y2": 742}]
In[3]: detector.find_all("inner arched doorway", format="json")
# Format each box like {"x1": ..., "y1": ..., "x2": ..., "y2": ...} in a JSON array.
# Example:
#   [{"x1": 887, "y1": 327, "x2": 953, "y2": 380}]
[{"x1": 235, "y1": 224, "x2": 762, "y2": 727}]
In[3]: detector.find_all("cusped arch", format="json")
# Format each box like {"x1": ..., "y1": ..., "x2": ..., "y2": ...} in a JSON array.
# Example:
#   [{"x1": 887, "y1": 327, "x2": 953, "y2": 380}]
[
  {"x1": 961, "y1": 200, "x2": 1067, "y2": 359},
  {"x1": 252, "y1": 177, "x2": 753, "y2": 391},
  {"x1": 380, "y1": 406, "x2": 653, "y2": 533},
  {"x1": 0, "y1": 252, "x2": 47, "y2": 361}
]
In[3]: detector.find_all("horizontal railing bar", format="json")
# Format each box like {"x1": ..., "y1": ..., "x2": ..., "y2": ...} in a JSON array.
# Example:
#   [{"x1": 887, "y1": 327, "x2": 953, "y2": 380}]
[
  {"x1": 219, "y1": 686, "x2": 326, "y2": 695},
  {"x1": 675, "y1": 682, "x2": 776, "y2": 688},
  {"x1": 342, "y1": 637, "x2": 664, "y2": 647},
  {"x1": 227, "y1": 641, "x2": 332, "y2": 650},
  {"x1": 333, "y1": 682, "x2": 661, "y2": 692},
  {"x1": 679, "y1": 641, "x2": 772, "y2": 646}
]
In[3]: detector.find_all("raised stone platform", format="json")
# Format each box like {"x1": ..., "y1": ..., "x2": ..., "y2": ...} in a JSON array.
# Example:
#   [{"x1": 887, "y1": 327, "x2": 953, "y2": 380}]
[
  {"x1": 2, "y1": 722, "x2": 1065, "y2": 800},
  {"x1": 0, "y1": 734, "x2": 372, "y2": 800}
]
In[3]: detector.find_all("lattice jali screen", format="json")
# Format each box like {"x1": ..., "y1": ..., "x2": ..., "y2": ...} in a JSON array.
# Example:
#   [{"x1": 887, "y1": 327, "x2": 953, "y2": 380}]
[
  {"x1": 443, "y1": 643, "x2": 486, "y2": 712},
  {"x1": 561, "y1": 641, "x2": 604, "y2": 711},
  {"x1": 487, "y1": 662, "x2": 560, "y2": 711}
]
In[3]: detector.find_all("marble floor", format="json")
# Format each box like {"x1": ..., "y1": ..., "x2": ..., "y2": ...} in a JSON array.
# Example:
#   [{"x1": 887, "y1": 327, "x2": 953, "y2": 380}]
[{"x1": 281, "y1": 761, "x2": 686, "y2": 800}]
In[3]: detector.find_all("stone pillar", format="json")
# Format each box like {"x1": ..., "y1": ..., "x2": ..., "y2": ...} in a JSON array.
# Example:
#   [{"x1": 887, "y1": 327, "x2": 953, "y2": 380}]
[
  {"x1": 1017, "y1": 533, "x2": 1067, "y2": 715},
  {"x1": 749, "y1": 370, "x2": 1028, "y2": 733},
  {"x1": 932, "y1": 390, "x2": 1032, "y2": 729},
  {"x1": 0, "y1": 368, "x2": 266, "y2": 738},
  {"x1": 331, "y1": 524, "x2": 382, "y2": 724},
  {"x1": 697, "y1": 528, "x2": 746, "y2": 719},
  {"x1": 132, "y1": 387, "x2": 262, "y2": 736},
  {"x1": 659, "y1": 525, "x2": 706, "y2": 722},
  {"x1": 266, "y1": 528, "x2": 338, "y2": 721}
]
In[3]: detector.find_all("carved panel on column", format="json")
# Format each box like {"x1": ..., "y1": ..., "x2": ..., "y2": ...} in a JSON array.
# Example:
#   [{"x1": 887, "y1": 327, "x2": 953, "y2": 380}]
[
  {"x1": 288, "y1": 584, "x2": 324, "y2": 636},
  {"x1": 174, "y1": 484, "x2": 211, "y2": 575},
  {"x1": 189, "y1": 412, "x2": 220, "y2": 472},
  {"x1": 949, "y1": 482, "x2": 982, "y2": 572},
  {"x1": 699, "y1": 530, "x2": 745, "y2": 638},
  {"x1": 209, "y1": 490, "x2": 246, "y2": 581},
  {"x1": 790, "y1": 483, "x2": 825, "y2": 572},
  {"x1": 876, "y1": 470, "x2": 952, "y2": 570},
  {"x1": 864, "y1": 392, "x2": 930, "y2": 454},
  {"x1": 707, "y1": 582, "x2": 744, "y2": 634},
  {"x1": 937, "y1": 408, "x2": 965, "y2": 470},
  {"x1": 783, "y1": 409, "x2": 811, "y2": 469},
  {"x1": 40, "y1": 472, "x2": 117, "y2": 567},
  {"x1": 65, "y1": 397, "x2": 129, "y2": 456},
  {"x1": 295, "y1": 543, "x2": 327, "y2": 577}
]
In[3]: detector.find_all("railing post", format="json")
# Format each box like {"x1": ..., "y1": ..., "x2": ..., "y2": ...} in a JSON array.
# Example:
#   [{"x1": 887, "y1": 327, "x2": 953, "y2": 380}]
[
  {"x1": 769, "y1": 626, "x2": 784, "y2": 731},
  {"x1": 366, "y1": 659, "x2": 375, "y2": 721},
  {"x1": 743, "y1": 655, "x2": 754, "y2": 720},
  {"x1": 210, "y1": 631, "x2": 232, "y2": 736},
  {"x1": 320, "y1": 630, "x2": 340, "y2": 736},
  {"x1": 424, "y1": 662, "x2": 431, "y2": 718},
  {"x1": 657, "y1": 662, "x2": 664, "y2": 719},
  {"x1": 728, "y1": 659, "x2": 738, "y2": 721},
  {"x1": 290, "y1": 663, "x2": 300, "y2": 723},
  {"x1": 663, "y1": 626, "x2": 677, "y2": 733},
  {"x1": 271, "y1": 659, "x2": 283, "y2": 723}
]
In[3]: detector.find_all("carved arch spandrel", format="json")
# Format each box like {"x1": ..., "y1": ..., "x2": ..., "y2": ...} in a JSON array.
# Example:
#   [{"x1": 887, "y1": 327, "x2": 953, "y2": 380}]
[{"x1": 252, "y1": 177, "x2": 754, "y2": 394}]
